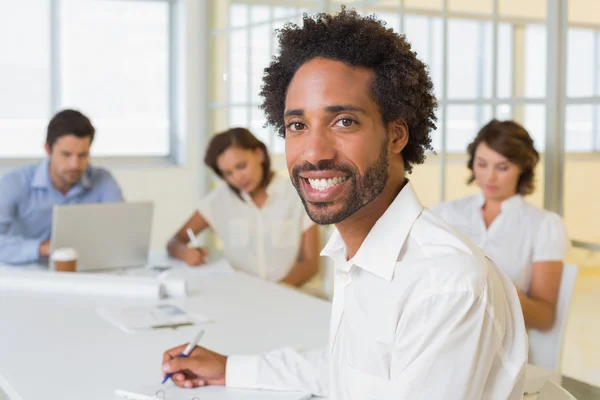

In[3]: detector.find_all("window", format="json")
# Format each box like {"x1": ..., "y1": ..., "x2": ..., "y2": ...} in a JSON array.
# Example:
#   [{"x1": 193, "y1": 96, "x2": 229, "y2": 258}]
[
  {"x1": 209, "y1": 3, "x2": 312, "y2": 153},
  {"x1": 211, "y1": 2, "x2": 553, "y2": 156},
  {"x1": 0, "y1": 1, "x2": 51, "y2": 158},
  {"x1": 524, "y1": 24, "x2": 547, "y2": 99},
  {"x1": 565, "y1": 28, "x2": 600, "y2": 152},
  {"x1": 0, "y1": 0, "x2": 174, "y2": 159}
]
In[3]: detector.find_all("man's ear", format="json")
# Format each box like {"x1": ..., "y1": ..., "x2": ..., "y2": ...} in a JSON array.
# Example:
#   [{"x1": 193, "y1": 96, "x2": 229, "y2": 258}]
[
  {"x1": 388, "y1": 120, "x2": 409, "y2": 154},
  {"x1": 45, "y1": 142, "x2": 52, "y2": 157}
]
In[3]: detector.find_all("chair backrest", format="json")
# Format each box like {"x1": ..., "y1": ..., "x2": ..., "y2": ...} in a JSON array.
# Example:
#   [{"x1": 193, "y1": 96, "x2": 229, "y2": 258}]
[
  {"x1": 538, "y1": 380, "x2": 577, "y2": 400},
  {"x1": 528, "y1": 264, "x2": 579, "y2": 372}
]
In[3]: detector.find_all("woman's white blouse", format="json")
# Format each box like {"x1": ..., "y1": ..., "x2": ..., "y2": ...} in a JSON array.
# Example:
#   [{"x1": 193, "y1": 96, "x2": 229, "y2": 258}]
[
  {"x1": 198, "y1": 173, "x2": 314, "y2": 282},
  {"x1": 432, "y1": 193, "x2": 569, "y2": 292}
]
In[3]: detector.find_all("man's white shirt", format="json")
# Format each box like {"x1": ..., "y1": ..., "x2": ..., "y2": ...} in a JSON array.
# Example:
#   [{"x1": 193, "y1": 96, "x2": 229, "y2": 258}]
[{"x1": 226, "y1": 182, "x2": 528, "y2": 399}]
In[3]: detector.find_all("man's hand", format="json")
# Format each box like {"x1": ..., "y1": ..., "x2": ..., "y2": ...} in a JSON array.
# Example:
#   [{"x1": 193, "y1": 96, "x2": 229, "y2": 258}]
[
  {"x1": 184, "y1": 247, "x2": 208, "y2": 266},
  {"x1": 162, "y1": 345, "x2": 227, "y2": 388},
  {"x1": 39, "y1": 240, "x2": 51, "y2": 258}
]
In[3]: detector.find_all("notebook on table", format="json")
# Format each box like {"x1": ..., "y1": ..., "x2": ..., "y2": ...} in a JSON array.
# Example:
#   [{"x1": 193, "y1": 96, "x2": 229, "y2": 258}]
[{"x1": 114, "y1": 384, "x2": 312, "y2": 400}]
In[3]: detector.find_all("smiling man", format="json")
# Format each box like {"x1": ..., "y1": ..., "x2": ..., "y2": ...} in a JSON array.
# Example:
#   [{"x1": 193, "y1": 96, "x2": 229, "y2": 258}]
[
  {"x1": 0, "y1": 109, "x2": 123, "y2": 265},
  {"x1": 161, "y1": 8, "x2": 528, "y2": 399}
]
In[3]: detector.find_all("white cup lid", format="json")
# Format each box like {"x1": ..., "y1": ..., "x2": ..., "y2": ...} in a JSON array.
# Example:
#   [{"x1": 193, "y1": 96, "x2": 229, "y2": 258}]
[{"x1": 51, "y1": 248, "x2": 78, "y2": 262}]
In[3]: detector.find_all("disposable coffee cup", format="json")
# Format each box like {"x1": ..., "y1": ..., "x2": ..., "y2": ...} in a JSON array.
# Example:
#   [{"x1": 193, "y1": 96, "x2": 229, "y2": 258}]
[{"x1": 51, "y1": 248, "x2": 78, "y2": 272}]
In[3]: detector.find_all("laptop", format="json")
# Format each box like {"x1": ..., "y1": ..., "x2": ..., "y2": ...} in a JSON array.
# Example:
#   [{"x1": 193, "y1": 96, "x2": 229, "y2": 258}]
[{"x1": 50, "y1": 202, "x2": 154, "y2": 272}]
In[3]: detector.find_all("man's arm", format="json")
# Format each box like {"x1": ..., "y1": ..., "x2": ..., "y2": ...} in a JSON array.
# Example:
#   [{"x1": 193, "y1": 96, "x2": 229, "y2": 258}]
[
  {"x1": 386, "y1": 289, "x2": 527, "y2": 400},
  {"x1": 162, "y1": 345, "x2": 329, "y2": 397},
  {"x1": 0, "y1": 175, "x2": 42, "y2": 264},
  {"x1": 226, "y1": 347, "x2": 329, "y2": 396}
]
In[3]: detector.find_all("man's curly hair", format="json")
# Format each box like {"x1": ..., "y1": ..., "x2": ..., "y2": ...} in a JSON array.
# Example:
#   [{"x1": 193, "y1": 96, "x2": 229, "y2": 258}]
[{"x1": 260, "y1": 6, "x2": 437, "y2": 173}]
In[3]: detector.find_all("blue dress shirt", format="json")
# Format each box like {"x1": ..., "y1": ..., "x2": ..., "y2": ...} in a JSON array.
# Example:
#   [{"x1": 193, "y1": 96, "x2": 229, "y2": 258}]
[{"x1": 0, "y1": 159, "x2": 124, "y2": 264}]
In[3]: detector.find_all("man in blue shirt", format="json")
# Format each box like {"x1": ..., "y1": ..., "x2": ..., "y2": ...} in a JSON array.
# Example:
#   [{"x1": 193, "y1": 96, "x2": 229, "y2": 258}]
[{"x1": 0, "y1": 109, "x2": 124, "y2": 265}]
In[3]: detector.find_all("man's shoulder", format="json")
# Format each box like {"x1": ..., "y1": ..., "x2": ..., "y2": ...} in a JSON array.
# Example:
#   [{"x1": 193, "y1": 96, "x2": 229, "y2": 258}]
[
  {"x1": 411, "y1": 207, "x2": 486, "y2": 260},
  {"x1": 87, "y1": 165, "x2": 118, "y2": 185},
  {"x1": 403, "y1": 208, "x2": 493, "y2": 294},
  {"x1": 0, "y1": 163, "x2": 38, "y2": 191}
]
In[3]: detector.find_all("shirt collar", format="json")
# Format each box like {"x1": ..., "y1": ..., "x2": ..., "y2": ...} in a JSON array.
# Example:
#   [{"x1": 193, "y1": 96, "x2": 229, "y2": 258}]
[
  {"x1": 79, "y1": 168, "x2": 92, "y2": 189},
  {"x1": 321, "y1": 180, "x2": 424, "y2": 281},
  {"x1": 31, "y1": 159, "x2": 52, "y2": 189},
  {"x1": 475, "y1": 192, "x2": 486, "y2": 208},
  {"x1": 475, "y1": 191, "x2": 524, "y2": 211},
  {"x1": 31, "y1": 159, "x2": 92, "y2": 190}
]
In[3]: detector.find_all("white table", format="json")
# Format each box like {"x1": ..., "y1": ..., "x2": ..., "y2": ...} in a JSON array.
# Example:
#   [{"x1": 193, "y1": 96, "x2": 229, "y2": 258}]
[
  {"x1": 0, "y1": 273, "x2": 329, "y2": 400},
  {"x1": 0, "y1": 270, "x2": 546, "y2": 399}
]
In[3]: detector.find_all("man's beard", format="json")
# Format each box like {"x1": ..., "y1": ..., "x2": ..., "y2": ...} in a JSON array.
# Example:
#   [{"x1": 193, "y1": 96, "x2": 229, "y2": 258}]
[{"x1": 291, "y1": 139, "x2": 389, "y2": 225}]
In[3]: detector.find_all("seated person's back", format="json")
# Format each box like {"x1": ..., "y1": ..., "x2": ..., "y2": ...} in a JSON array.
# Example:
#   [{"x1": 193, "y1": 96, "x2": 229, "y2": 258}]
[{"x1": 0, "y1": 109, "x2": 124, "y2": 265}]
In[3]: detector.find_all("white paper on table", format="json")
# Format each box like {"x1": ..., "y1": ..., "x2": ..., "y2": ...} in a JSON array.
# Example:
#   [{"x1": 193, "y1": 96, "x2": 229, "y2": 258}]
[
  {"x1": 115, "y1": 383, "x2": 311, "y2": 400},
  {"x1": 96, "y1": 303, "x2": 211, "y2": 334},
  {"x1": 0, "y1": 268, "x2": 167, "y2": 299}
]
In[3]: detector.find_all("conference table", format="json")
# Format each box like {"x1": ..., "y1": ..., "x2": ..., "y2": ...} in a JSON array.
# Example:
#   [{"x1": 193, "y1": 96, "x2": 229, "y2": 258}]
[{"x1": 0, "y1": 262, "x2": 544, "y2": 399}]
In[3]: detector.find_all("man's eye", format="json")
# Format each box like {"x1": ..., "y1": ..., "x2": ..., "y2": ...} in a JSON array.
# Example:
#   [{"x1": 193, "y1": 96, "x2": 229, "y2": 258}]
[
  {"x1": 334, "y1": 118, "x2": 356, "y2": 127},
  {"x1": 287, "y1": 122, "x2": 305, "y2": 131}
]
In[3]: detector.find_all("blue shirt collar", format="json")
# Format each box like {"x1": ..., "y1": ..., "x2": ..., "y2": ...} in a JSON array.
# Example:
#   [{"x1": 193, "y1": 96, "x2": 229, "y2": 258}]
[
  {"x1": 31, "y1": 159, "x2": 52, "y2": 189},
  {"x1": 31, "y1": 159, "x2": 92, "y2": 191}
]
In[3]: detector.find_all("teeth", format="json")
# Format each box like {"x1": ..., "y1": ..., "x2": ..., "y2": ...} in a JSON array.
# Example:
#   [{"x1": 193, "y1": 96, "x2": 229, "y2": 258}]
[{"x1": 307, "y1": 176, "x2": 347, "y2": 191}]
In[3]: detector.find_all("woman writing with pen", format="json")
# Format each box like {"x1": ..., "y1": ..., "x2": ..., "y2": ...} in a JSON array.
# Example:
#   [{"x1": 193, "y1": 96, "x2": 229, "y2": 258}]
[{"x1": 167, "y1": 128, "x2": 320, "y2": 287}]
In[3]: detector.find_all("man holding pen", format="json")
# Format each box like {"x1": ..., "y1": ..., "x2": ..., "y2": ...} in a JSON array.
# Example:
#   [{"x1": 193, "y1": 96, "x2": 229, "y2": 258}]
[{"x1": 161, "y1": 7, "x2": 527, "y2": 399}]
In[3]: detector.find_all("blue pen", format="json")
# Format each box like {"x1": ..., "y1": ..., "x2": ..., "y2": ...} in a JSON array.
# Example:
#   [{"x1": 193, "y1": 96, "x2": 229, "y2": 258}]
[{"x1": 162, "y1": 329, "x2": 205, "y2": 384}]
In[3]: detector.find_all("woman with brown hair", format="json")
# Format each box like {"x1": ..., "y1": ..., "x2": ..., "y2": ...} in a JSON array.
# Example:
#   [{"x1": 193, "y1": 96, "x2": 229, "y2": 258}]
[
  {"x1": 433, "y1": 119, "x2": 569, "y2": 331},
  {"x1": 167, "y1": 127, "x2": 319, "y2": 287}
]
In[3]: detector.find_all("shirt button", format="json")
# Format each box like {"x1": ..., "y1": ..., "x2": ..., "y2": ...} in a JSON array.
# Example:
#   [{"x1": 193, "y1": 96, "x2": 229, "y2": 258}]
[{"x1": 342, "y1": 272, "x2": 350, "y2": 282}]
